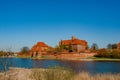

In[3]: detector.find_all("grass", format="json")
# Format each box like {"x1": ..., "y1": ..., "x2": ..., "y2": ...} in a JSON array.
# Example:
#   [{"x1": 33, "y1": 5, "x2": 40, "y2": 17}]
[
  {"x1": 89, "y1": 57, "x2": 120, "y2": 61},
  {"x1": 16, "y1": 56, "x2": 31, "y2": 59},
  {"x1": 31, "y1": 67, "x2": 74, "y2": 80},
  {"x1": 74, "y1": 72, "x2": 120, "y2": 80},
  {"x1": 31, "y1": 67, "x2": 120, "y2": 80},
  {"x1": 0, "y1": 67, "x2": 120, "y2": 80}
]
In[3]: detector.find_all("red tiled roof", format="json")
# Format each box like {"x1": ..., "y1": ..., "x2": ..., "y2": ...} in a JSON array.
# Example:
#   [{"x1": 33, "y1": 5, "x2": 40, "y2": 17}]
[
  {"x1": 30, "y1": 42, "x2": 49, "y2": 52},
  {"x1": 61, "y1": 39, "x2": 87, "y2": 46},
  {"x1": 36, "y1": 42, "x2": 48, "y2": 47}
]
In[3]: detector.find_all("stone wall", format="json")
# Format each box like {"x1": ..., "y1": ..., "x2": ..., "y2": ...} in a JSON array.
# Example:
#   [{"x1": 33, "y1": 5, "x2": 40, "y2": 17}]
[{"x1": 43, "y1": 53, "x2": 96, "y2": 60}]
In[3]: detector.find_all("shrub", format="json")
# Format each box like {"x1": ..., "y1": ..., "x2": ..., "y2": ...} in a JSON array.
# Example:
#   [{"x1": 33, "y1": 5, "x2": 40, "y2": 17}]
[
  {"x1": 95, "y1": 49, "x2": 120, "y2": 59},
  {"x1": 95, "y1": 49, "x2": 109, "y2": 58},
  {"x1": 111, "y1": 50, "x2": 120, "y2": 58}
]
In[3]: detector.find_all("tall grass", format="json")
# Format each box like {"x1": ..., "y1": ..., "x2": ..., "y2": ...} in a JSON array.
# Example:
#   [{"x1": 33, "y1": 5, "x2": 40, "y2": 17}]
[
  {"x1": 31, "y1": 67, "x2": 74, "y2": 80},
  {"x1": 0, "y1": 67, "x2": 120, "y2": 80},
  {"x1": 74, "y1": 72, "x2": 120, "y2": 80}
]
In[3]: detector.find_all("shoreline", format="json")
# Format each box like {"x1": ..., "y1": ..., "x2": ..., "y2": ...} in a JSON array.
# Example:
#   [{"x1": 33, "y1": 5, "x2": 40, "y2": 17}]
[
  {"x1": 31, "y1": 57, "x2": 120, "y2": 61},
  {"x1": 1, "y1": 56, "x2": 120, "y2": 61}
]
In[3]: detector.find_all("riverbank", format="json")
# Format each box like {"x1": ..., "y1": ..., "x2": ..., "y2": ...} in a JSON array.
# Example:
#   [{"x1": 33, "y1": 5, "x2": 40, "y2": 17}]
[
  {"x1": 16, "y1": 55, "x2": 120, "y2": 61},
  {"x1": 88, "y1": 57, "x2": 120, "y2": 61},
  {"x1": 16, "y1": 52, "x2": 120, "y2": 61},
  {"x1": 0, "y1": 68, "x2": 120, "y2": 80},
  {"x1": 38, "y1": 58, "x2": 120, "y2": 61}
]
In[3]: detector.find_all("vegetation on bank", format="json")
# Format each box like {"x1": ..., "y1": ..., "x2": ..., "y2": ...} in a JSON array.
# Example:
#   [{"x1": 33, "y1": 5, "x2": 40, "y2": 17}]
[
  {"x1": 90, "y1": 43, "x2": 120, "y2": 59},
  {"x1": 0, "y1": 67, "x2": 120, "y2": 80},
  {"x1": 0, "y1": 51, "x2": 15, "y2": 57},
  {"x1": 94, "y1": 49, "x2": 120, "y2": 59}
]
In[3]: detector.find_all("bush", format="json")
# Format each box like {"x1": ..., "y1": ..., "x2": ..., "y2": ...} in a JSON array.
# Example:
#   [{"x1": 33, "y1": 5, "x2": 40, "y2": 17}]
[
  {"x1": 0, "y1": 51, "x2": 7, "y2": 56},
  {"x1": 111, "y1": 50, "x2": 120, "y2": 58},
  {"x1": 95, "y1": 49, "x2": 110, "y2": 58},
  {"x1": 95, "y1": 49, "x2": 120, "y2": 59}
]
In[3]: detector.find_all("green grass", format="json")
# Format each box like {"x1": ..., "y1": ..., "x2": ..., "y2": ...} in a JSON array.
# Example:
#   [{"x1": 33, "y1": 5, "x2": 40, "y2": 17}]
[
  {"x1": 16, "y1": 56, "x2": 31, "y2": 59},
  {"x1": 89, "y1": 57, "x2": 120, "y2": 61},
  {"x1": 16, "y1": 55, "x2": 120, "y2": 61}
]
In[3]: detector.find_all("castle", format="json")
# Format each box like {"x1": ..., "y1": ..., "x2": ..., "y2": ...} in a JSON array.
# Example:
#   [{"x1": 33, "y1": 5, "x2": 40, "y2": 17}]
[
  {"x1": 30, "y1": 36, "x2": 88, "y2": 57},
  {"x1": 59, "y1": 36, "x2": 88, "y2": 52}
]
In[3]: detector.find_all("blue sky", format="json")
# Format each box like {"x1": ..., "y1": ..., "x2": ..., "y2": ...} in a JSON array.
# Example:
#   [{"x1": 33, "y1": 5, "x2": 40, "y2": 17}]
[{"x1": 0, "y1": 0, "x2": 120, "y2": 51}]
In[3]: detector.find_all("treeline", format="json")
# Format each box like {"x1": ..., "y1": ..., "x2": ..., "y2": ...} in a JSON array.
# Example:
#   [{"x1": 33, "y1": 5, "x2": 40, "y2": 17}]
[
  {"x1": 95, "y1": 49, "x2": 120, "y2": 58},
  {"x1": 0, "y1": 51, "x2": 15, "y2": 57},
  {"x1": 93, "y1": 43, "x2": 120, "y2": 59}
]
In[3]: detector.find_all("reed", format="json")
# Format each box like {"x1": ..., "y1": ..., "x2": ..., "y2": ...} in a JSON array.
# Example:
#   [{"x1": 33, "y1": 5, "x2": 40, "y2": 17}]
[{"x1": 0, "y1": 68, "x2": 120, "y2": 80}]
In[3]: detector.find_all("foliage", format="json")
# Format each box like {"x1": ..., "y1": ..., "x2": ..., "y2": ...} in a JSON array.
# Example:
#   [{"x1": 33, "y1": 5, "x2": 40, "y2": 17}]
[
  {"x1": 95, "y1": 49, "x2": 120, "y2": 58},
  {"x1": 20, "y1": 46, "x2": 30, "y2": 54},
  {"x1": 91, "y1": 43, "x2": 99, "y2": 50},
  {"x1": 54, "y1": 45, "x2": 68, "y2": 52},
  {"x1": 111, "y1": 44, "x2": 118, "y2": 49},
  {"x1": 107, "y1": 44, "x2": 112, "y2": 50},
  {"x1": 0, "y1": 51, "x2": 7, "y2": 57},
  {"x1": 0, "y1": 51, "x2": 14, "y2": 57}
]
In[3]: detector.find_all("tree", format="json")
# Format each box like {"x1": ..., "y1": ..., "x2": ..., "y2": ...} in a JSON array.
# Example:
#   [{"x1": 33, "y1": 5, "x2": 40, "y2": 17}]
[
  {"x1": 112, "y1": 44, "x2": 117, "y2": 49},
  {"x1": 21, "y1": 46, "x2": 30, "y2": 54},
  {"x1": 91, "y1": 43, "x2": 99, "y2": 50},
  {"x1": 107, "y1": 44, "x2": 112, "y2": 50}
]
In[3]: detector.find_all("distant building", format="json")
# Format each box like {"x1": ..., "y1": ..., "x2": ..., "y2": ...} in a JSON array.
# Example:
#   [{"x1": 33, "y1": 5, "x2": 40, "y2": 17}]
[
  {"x1": 59, "y1": 36, "x2": 88, "y2": 52},
  {"x1": 30, "y1": 42, "x2": 51, "y2": 57}
]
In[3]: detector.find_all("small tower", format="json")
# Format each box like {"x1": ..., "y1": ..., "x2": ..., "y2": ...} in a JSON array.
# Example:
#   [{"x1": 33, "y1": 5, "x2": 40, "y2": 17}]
[{"x1": 71, "y1": 36, "x2": 76, "y2": 40}]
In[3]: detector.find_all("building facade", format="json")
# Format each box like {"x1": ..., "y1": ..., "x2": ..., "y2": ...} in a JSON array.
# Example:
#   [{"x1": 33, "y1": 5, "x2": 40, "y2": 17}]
[
  {"x1": 59, "y1": 36, "x2": 88, "y2": 52},
  {"x1": 30, "y1": 42, "x2": 51, "y2": 57}
]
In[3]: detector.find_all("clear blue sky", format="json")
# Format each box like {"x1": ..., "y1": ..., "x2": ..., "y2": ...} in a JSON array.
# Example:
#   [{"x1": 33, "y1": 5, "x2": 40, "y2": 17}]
[{"x1": 0, "y1": 0, "x2": 120, "y2": 52}]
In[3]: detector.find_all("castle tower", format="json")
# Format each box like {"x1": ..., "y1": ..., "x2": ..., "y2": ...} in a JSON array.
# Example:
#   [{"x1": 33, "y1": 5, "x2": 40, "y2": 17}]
[{"x1": 71, "y1": 36, "x2": 76, "y2": 40}]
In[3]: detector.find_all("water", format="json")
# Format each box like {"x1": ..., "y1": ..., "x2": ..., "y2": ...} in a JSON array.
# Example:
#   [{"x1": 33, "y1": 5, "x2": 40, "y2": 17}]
[{"x1": 0, "y1": 58, "x2": 120, "y2": 74}]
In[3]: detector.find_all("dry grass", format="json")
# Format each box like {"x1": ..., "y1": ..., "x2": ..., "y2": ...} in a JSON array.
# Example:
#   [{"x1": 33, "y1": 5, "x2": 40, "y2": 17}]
[
  {"x1": 74, "y1": 72, "x2": 120, "y2": 80},
  {"x1": 31, "y1": 67, "x2": 74, "y2": 80},
  {"x1": 0, "y1": 68, "x2": 120, "y2": 80}
]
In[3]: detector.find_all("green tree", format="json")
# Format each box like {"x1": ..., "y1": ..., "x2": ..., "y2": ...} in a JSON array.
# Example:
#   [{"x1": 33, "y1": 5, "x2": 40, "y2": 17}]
[
  {"x1": 107, "y1": 44, "x2": 112, "y2": 50},
  {"x1": 21, "y1": 46, "x2": 30, "y2": 54},
  {"x1": 91, "y1": 43, "x2": 99, "y2": 50},
  {"x1": 112, "y1": 44, "x2": 117, "y2": 49}
]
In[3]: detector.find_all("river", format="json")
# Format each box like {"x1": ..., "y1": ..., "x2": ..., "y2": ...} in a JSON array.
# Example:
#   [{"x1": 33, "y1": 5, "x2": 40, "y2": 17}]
[{"x1": 0, "y1": 58, "x2": 120, "y2": 74}]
